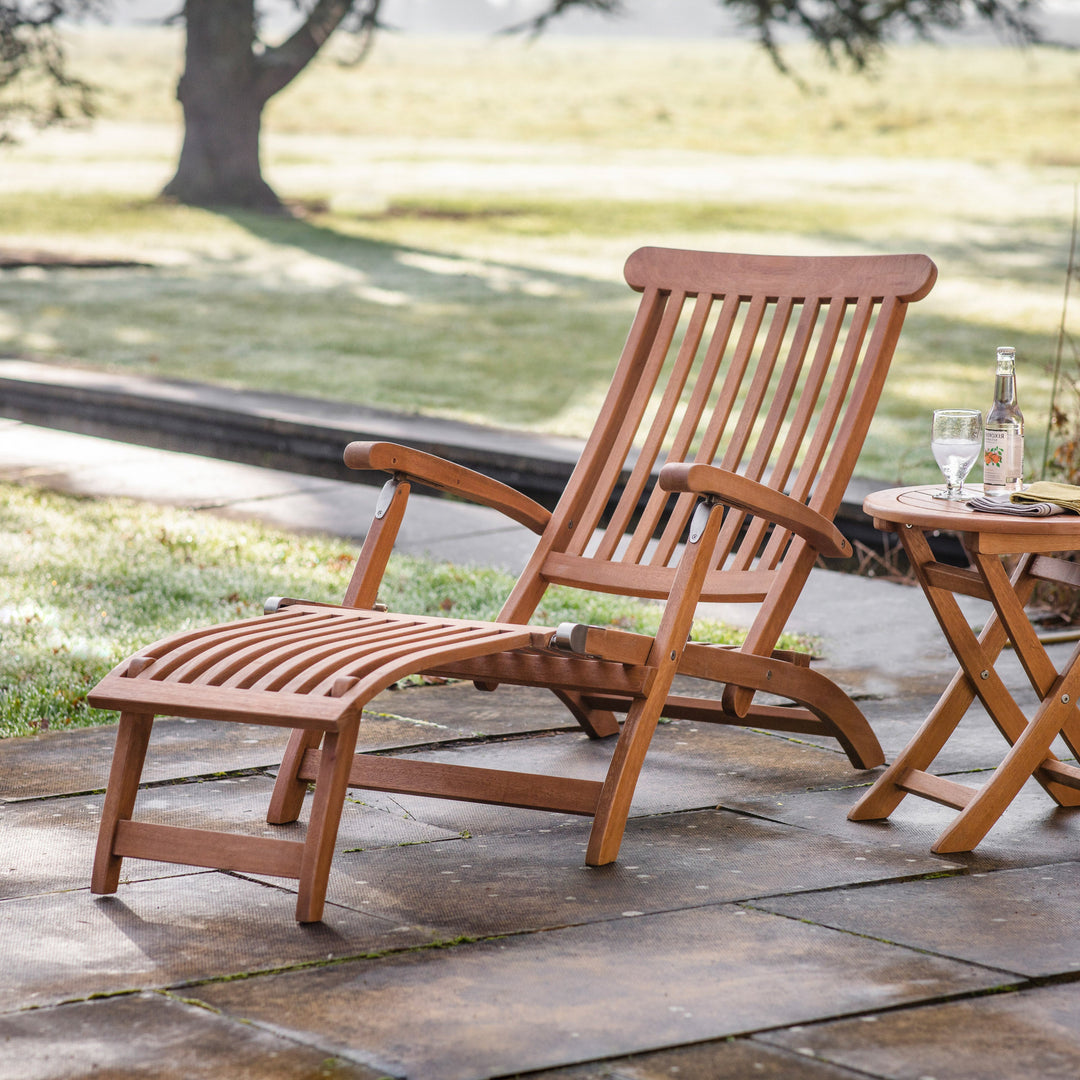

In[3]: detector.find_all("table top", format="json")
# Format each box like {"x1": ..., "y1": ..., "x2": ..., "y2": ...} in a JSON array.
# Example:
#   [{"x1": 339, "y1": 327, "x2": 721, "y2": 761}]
[{"x1": 863, "y1": 485, "x2": 1080, "y2": 554}]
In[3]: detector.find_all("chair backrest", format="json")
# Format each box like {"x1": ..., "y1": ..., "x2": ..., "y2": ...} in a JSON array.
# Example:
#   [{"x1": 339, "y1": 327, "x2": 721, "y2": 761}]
[{"x1": 501, "y1": 247, "x2": 936, "y2": 640}]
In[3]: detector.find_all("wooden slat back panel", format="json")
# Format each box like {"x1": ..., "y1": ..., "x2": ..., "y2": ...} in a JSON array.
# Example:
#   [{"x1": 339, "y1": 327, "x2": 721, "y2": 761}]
[
  {"x1": 568, "y1": 287, "x2": 688, "y2": 550},
  {"x1": 499, "y1": 248, "x2": 935, "y2": 616}
]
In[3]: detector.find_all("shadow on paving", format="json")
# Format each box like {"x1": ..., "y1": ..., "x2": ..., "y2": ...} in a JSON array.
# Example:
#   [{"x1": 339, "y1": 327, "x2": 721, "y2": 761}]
[{"x1": 3, "y1": 676, "x2": 1080, "y2": 1079}]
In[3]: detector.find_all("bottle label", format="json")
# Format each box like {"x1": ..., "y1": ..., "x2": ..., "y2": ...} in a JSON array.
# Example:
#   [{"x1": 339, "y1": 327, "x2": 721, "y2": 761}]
[{"x1": 984, "y1": 431, "x2": 1023, "y2": 485}]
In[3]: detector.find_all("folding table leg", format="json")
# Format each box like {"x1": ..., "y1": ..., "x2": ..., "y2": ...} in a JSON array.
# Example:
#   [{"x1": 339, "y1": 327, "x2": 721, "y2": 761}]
[
  {"x1": 973, "y1": 549, "x2": 1080, "y2": 764},
  {"x1": 850, "y1": 526, "x2": 1080, "y2": 850},
  {"x1": 848, "y1": 663, "x2": 983, "y2": 822},
  {"x1": 933, "y1": 656, "x2": 1080, "y2": 852}
]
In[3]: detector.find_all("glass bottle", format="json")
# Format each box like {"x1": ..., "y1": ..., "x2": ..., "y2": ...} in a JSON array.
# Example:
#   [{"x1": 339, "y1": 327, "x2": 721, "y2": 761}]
[{"x1": 982, "y1": 346, "x2": 1024, "y2": 495}]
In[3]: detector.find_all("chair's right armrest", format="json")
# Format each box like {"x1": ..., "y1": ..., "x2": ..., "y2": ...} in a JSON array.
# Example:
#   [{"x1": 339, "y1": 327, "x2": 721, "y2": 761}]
[
  {"x1": 344, "y1": 441, "x2": 551, "y2": 535},
  {"x1": 659, "y1": 462, "x2": 851, "y2": 558}
]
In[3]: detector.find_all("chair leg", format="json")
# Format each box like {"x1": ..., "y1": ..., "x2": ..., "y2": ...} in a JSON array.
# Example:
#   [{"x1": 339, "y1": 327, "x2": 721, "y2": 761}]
[
  {"x1": 294, "y1": 723, "x2": 360, "y2": 923},
  {"x1": 91, "y1": 711, "x2": 154, "y2": 895},
  {"x1": 267, "y1": 728, "x2": 322, "y2": 825},
  {"x1": 585, "y1": 695, "x2": 664, "y2": 866},
  {"x1": 554, "y1": 689, "x2": 620, "y2": 739}
]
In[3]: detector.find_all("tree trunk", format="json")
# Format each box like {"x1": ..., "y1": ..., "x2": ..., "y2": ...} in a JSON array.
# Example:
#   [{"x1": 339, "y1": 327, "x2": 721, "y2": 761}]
[{"x1": 161, "y1": 0, "x2": 281, "y2": 210}]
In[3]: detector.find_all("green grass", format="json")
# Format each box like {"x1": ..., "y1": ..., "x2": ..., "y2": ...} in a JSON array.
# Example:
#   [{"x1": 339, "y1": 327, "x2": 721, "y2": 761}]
[
  {"x1": 0, "y1": 482, "x2": 778, "y2": 739},
  {"x1": 0, "y1": 186, "x2": 1067, "y2": 480}
]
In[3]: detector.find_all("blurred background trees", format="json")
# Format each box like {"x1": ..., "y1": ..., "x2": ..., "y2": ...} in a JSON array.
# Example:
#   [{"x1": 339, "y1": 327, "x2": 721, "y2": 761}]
[{"x1": 0, "y1": 0, "x2": 1054, "y2": 210}]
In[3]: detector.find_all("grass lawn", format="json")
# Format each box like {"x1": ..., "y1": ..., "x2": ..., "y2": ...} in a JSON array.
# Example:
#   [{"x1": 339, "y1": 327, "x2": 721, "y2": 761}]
[
  {"x1": 0, "y1": 482, "x2": 785, "y2": 739},
  {"x1": 0, "y1": 31, "x2": 1076, "y2": 483}
]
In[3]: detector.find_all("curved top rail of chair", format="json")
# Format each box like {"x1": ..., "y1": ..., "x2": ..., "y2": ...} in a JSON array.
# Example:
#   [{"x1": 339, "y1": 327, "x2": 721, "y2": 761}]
[{"x1": 624, "y1": 247, "x2": 938, "y2": 303}]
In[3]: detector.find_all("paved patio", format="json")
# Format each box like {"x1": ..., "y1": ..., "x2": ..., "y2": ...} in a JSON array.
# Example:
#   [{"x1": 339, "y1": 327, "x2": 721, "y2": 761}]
[{"x1": 3, "y1": 422, "x2": 1080, "y2": 1079}]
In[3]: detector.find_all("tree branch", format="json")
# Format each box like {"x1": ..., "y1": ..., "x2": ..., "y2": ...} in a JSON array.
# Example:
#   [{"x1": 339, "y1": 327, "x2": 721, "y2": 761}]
[
  {"x1": 515, "y1": 0, "x2": 1060, "y2": 72},
  {"x1": 254, "y1": 0, "x2": 382, "y2": 102},
  {"x1": 501, "y1": 0, "x2": 625, "y2": 39},
  {"x1": 0, "y1": 1, "x2": 105, "y2": 141},
  {"x1": 723, "y1": 0, "x2": 1050, "y2": 71}
]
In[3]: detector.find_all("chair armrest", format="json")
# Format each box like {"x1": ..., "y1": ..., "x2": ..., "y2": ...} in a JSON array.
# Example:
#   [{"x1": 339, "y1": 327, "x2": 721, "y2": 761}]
[
  {"x1": 659, "y1": 462, "x2": 851, "y2": 559},
  {"x1": 344, "y1": 441, "x2": 551, "y2": 535}
]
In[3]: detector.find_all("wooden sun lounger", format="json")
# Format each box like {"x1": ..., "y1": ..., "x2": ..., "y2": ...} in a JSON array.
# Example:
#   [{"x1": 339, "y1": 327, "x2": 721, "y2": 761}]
[{"x1": 89, "y1": 246, "x2": 937, "y2": 921}]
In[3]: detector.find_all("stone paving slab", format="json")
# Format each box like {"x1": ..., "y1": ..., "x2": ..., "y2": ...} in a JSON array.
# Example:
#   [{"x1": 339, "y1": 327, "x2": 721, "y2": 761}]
[
  {"x1": 528, "y1": 1039, "x2": 866, "y2": 1079},
  {"x1": 0, "y1": 719, "x2": 291, "y2": 802},
  {"x1": 378, "y1": 680, "x2": 581, "y2": 739},
  {"x1": 8, "y1": 417, "x2": 1080, "y2": 1076},
  {"x1": 0, "y1": 682, "x2": 577, "y2": 802},
  {"x1": 2, "y1": 775, "x2": 459, "y2": 902},
  {"x1": 247, "y1": 805, "x2": 957, "y2": 936},
  {"x1": 0, "y1": 991, "x2": 381, "y2": 1080},
  {"x1": 727, "y1": 779, "x2": 1080, "y2": 871},
  {"x1": 758, "y1": 981, "x2": 1080, "y2": 1080},
  {"x1": 0, "y1": 871, "x2": 433, "y2": 1012},
  {"x1": 753, "y1": 861, "x2": 1080, "y2": 979},
  {"x1": 2, "y1": 790, "x2": 193, "y2": 900},
  {"x1": 192, "y1": 904, "x2": 1011, "y2": 1080}
]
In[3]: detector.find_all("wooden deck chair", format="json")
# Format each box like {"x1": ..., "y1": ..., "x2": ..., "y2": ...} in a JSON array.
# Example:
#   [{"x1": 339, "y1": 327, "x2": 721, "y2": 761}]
[{"x1": 89, "y1": 247, "x2": 937, "y2": 922}]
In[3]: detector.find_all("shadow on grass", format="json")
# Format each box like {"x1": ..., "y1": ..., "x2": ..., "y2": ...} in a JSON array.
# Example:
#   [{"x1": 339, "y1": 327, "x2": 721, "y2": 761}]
[{"x1": 205, "y1": 206, "x2": 636, "y2": 431}]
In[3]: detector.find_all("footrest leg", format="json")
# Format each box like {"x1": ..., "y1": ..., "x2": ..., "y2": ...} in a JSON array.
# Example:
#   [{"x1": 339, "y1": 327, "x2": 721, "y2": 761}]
[
  {"x1": 91, "y1": 711, "x2": 154, "y2": 895},
  {"x1": 268, "y1": 728, "x2": 323, "y2": 824}
]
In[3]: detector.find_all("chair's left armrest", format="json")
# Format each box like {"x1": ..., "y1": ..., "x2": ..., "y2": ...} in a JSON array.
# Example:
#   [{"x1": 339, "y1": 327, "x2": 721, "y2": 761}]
[
  {"x1": 659, "y1": 462, "x2": 851, "y2": 559},
  {"x1": 345, "y1": 441, "x2": 551, "y2": 535}
]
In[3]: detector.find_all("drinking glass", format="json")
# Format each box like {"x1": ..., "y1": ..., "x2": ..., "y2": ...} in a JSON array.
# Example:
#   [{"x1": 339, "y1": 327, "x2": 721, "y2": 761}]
[{"x1": 931, "y1": 409, "x2": 983, "y2": 500}]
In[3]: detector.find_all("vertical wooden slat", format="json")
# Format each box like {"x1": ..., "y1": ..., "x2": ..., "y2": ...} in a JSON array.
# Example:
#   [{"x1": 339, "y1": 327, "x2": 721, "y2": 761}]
[
  {"x1": 496, "y1": 284, "x2": 669, "y2": 625},
  {"x1": 651, "y1": 294, "x2": 765, "y2": 567},
  {"x1": 729, "y1": 297, "x2": 819, "y2": 572},
  {"x1": 741, "y1": 296, "x2": 878, "y2": 656},
  {"x1": 570, "y1": 289, "x2": 690, "y2": 552},
  {"x1": 795, "y1": 297, "x2": 874, "y2": 507},
  {"x1": 594, "y1": 291, "x2": 714, "y2": 561},
  {"x1": 810, "y1": 295, "x2": 901, "y2": 515},
  {"x1": 628, "y1": 292, "x2": 741, "y2": 565},
  {"x1": 755, "y1": 296, "x2": 854, "y2": 569},
  {"x1": 699, "y1": 296, "x2": 792, "y2": 571},
  {"x1": 776, "y1": 298, "x2": 848, "y2": 503}
]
